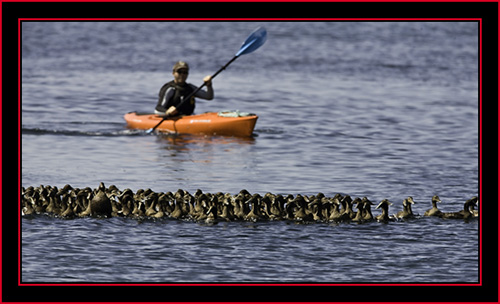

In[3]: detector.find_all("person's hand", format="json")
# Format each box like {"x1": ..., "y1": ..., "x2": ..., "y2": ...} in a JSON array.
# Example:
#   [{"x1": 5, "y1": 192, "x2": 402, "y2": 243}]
[
  {"x1": 166, "y1": 106, "x2": 178, "y2": 116},
  {"x1": 203, "y1": 75, "x2": 212, "y2": 86}
]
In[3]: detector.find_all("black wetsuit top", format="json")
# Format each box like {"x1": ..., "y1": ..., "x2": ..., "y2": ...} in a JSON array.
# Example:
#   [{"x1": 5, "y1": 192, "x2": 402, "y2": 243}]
[{"x1": 156, "y1": 81, "x2": 196, "y2": 115}]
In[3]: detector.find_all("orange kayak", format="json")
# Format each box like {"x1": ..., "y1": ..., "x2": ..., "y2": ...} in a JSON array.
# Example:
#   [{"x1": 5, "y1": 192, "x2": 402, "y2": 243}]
[{"x1": 124, "y1": 111, "x2": 258, "y2": 137}]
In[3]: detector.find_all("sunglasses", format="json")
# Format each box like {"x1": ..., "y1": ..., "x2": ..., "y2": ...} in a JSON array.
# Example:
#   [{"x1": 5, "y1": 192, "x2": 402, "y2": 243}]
[{"x1": 176, "y1": 70, "x2": 189, "y2": 75}]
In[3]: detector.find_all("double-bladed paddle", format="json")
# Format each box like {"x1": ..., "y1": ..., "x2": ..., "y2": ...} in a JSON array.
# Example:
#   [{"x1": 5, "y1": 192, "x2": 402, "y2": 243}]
[{"x1": 146, "y1": 26, "x2": 267, "y2": 134}]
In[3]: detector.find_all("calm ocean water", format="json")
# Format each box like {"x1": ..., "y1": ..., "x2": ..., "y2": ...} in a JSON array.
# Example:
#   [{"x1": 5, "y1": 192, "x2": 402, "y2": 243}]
[{"x1": 21, "y1": 21, "x2": 479, "y2": 283}]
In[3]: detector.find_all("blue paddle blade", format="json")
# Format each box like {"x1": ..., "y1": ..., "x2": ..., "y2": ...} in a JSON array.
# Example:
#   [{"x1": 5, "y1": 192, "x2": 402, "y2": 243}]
[{"x1": 235, "y1": 26, "x2": 267, "y2": 57}]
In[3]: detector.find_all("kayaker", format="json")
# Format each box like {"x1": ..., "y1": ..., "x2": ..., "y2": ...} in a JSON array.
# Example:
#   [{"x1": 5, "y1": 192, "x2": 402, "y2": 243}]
[{"x1": 155, "y1": 61, "x2": 214, "y2": 116}]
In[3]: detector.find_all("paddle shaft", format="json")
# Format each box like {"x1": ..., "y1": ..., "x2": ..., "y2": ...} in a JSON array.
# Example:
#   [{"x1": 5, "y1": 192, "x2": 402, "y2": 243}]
[
  {"x1": 147, "y1": 55, "x2": 239, "y2": 133},
  {"x1": 175, "y1": 54, "x2": 239, "y2": 111}
]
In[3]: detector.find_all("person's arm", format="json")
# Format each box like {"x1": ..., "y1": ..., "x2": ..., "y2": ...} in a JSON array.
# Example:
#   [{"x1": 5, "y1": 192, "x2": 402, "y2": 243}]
[{"x1": 191, "y1": 75, "x2": 214, "y2": 100}]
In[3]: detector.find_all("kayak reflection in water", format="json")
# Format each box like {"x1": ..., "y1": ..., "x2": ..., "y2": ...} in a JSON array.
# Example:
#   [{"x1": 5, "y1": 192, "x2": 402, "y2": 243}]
[{"x1": 155, "y1": 61, "x2": 214, "y2": 117}]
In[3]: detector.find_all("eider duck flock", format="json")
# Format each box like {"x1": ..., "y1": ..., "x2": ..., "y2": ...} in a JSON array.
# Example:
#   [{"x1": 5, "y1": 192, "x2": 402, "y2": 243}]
[{"x1": 21, "y1": 183, "x2": 479, "y2": 223}]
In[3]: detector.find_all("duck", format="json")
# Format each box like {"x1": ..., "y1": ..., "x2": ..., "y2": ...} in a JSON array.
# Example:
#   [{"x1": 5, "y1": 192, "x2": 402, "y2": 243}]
[
  {"x1": 22, "y1": 196, "x2": 36, "y2": 216},
  {"x1": 244, "y1": 194, "x2": 264, "y2": 222},
  {"x1": 219, "y1": 198, "x2": 235, "y2": 221},
  {"x1": 192, "y1": 193, "x2": 208, "y2": 219},
  {"x1": 271, "y1": 194, "x2": 286, "y2": 219},
  {"x1": 117, "y1": 194, "x2": 133, "y2": 217},
  {"x1": 375, "y1": 199, "x2": 393, "y2": 222},
  {"x1": 361, "y1": 197, "x2": 375, "y2": 221},
  {"x1": 352, "y1": 198, "x2": 365, "y2": 223},
  {"x1": 261, "y1": 195, "x2": 278, "y2": 220},
  {"x1": 195, "y1": 196, "x2": 216, "y2": 222},
  {"x1": 233, "y1": 197, "x2": 247, "y2": 220},
  {"x1": 468, "y1": 196, "x2": 479, "y2": 217},
  {"x1": 45, "y1": 188, "x2": 62, "y2": 215},
  {"x1": 395, "y1": 196, "x2": 416, "y2": 219},
  {"x1": 169, "y1": 198, "x2": 184, "y2": 219},
  {"x1": 60, "y1": 195, "x2": 76, "y2": 218},
  {"x1": 145, "y1": 193, "x2": 159, "y2": 217},
  {"x1": 308, "y1": 199, "x2": 323, "y2": 222},
  {"x1": 291, "y1": 195, "x2": 313, "y2": 222},
  {"x1": 89, "y1": 189, "x2": 112, "y2": 218},
  {"x1": 424, "y1": 195, "x2": 443, "y2": 217},
  {"x1": 440, "y1": 198, "x2": 476, "y2": 219},
  {"x1": 78, "y1": 192, "x2": 92, "y2": 217},
  {"x1": 328, "y1": 198, "x2": 343, "y2": 222},
  {"x1": 132, "y1": 200, "x2": 146, "y2": 218},
  {"x1": 204, "y1": 205, "x2": 218, "y2": 224}
]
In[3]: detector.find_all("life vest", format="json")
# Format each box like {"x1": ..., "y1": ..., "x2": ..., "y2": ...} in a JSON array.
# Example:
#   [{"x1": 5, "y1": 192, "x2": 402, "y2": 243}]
[{"x1": 156, "y1": 81, "x2": 196, "y2": 115}]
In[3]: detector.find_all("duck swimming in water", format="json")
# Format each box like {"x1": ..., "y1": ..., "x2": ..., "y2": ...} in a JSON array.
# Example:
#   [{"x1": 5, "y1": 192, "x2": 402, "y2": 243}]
[
  {"x1": 244, "y1": 194, "x2": 264, "y2": 222},
  {"x1": 20, "y1": 183, "x2": 480, "y2": 225},
  {"x1": 361, "y1": 197, "x2": 375, "y2": 221},
  {"x1": 424, "y1": 195, "x2": 442, "y2": 217},
  {"x1": 328, "y1": 198, "x2": 343, "y2": 222},
  {"x1": 440, "y1": 198, "x2": 477, "y2": 220},
  {"x1": 395, "y1": 196, "x2": 416, "y2": 220},
  {"x1": 376, "y1": 199, "x2": 393, "y2": 222},
  {"x1": 352, "y1": 198, "x2": 365, "y2": 223}
]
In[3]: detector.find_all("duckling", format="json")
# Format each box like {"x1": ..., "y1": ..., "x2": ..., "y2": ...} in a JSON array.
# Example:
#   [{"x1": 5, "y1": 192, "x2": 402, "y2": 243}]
[
  {"x1": 233, "y1": 197, "x2": 247, "y2": 220},
  {"x1": 244, "y1": 194, "x2": 264, "y2": 222},
  {"x1": 145, "y1": 193, "x2": 159, "y2": 217},
  {"x1": 78, "y1": 192, "x2": 92, "y2": 217},
  {"x1": 117, "y1": 194, "x2": 133, "y2": 217},
  {"x1": 204, "y1": 205, "x2": 218, "y2": 224},
  {"x1": 468, "y1": 196, "x2": 479, "y2": 217},
  {"x1": 320, "y1": 197, "x2": 332, "y2": 219},
  {"x1": 352, "y1": 198, "x2": 365, "y2": 223},
  {"x1": 192, "y1": 193, "x2": 208, "y2": 219},
  {"x1": 271, "y1": 195, "x2": 286, "y2": 220},
  {"x1": 151, "y1": 201, "x2": 166, "y2": 219},
  {"x1": 424, "y1": 195, "x2": 442, "y2": 217},
  {"x1": 440, "y1": 198, "x2": 476, "y2": 220},
  {"x1": 45, "y1": 196, "x2": 62, "y2": 216},
  {"x1": 169, "y1": 198, "x2": 184, "y2": 219},
  {"x1": 181, "y1": 193, "x2": 193, "y2": 216},
  {"x1": 196, "y1": 196, "x2": 217, "y2": 222},
  {"x1": 109, "y1": 194, "x2": 121, "y2": 216},
  {"x1": 339, "y1": 195, "x2": 355, "y2": 219},
  {"x1": 328, "y1": 198, "x2": 343, "y2": 222},
  {"x1": 22, "y1": 196, "x2": 36, "y2": 216},
  {"x1": 395, "y1": 196, "x2": 416, "y2": 219},
  {"x1": 375, "y1": 199, "x2": 394, "y2": 222},
  {"x1": 219, "y1": 198, "x2": 235, "y2": 221},
  {"x1": 45, "y1": 188, "x2": 62, "y2": 215},
  {"x1": 132, "y1": 200, "x2": 146, "y2": 218},
  {"x1": 308, "y1": 199, "x2": 323, "y2": 222},
  {"x1": 284, "y1": 195, "x2": 296, "y2": 220},
  {"x1": 292, "y1": 195, "x2": 313, "y2": 222},
  {"x1": 361, "y1": 197, "x2": 375, "y2": 221},
  {"x1": 60, "y1": 195, "x2": 76, "y2": 219},
  {"x1": 261, "y1": 195, "x2": 276, "y2": 220}
]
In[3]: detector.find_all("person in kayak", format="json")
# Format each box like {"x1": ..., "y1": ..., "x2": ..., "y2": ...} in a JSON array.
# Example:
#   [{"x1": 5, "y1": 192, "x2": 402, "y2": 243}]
[{"x1": 155, "y1": 61, "x2": 214, "y2": 116}]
